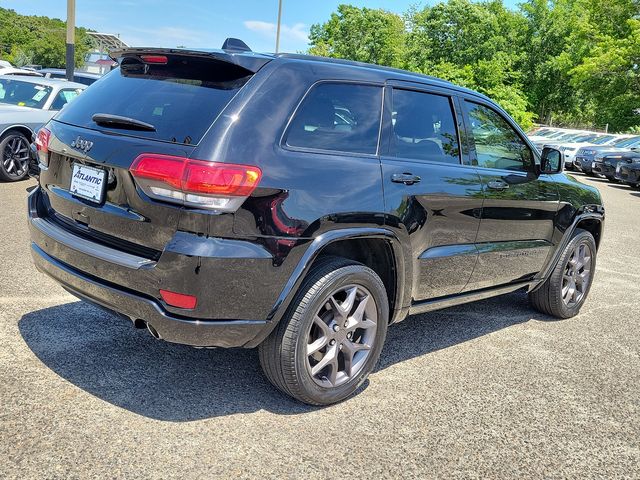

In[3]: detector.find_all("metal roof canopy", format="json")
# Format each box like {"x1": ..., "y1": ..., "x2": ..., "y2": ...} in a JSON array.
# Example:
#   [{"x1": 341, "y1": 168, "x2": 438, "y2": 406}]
[{"x1": 87, "y1": 32, "x2": 129, "y2": 53}]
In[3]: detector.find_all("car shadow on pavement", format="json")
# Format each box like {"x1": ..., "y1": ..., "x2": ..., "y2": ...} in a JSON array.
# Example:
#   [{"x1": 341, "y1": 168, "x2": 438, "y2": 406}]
[
  {"x1": 19, "y1": 291, "x2": 548, "y2": 421},
  {"x1": 607, "y1": 184, "x2": 636, "y2": 191}
]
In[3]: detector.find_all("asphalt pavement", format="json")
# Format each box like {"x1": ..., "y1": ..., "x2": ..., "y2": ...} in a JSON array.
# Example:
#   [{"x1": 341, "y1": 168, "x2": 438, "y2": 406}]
[{"x1": 1, "y1": 175, "x2": 638, "y2": 479}]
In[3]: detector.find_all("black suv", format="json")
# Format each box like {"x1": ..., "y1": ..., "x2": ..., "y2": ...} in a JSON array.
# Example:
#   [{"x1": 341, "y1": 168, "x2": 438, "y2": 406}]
[{"x1": 28, "y1": 44, "x2": 604, "y2": 405}]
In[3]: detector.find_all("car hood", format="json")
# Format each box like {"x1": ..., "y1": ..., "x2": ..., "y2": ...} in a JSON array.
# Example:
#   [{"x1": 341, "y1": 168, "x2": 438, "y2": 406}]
[
  {"x1": 560, "y1": 142, "x2": 595, "y2": 148},
  {"x1": 0, "y1": 103, "x2": 39, "y2": 113},
  {"x1": 581, "y1": 145, "x2": 627, "y2": 153},
  {"x1": 596, "y1": 148, "x2": 634, "y2": 157},
  {"x1": 0, "y1": 104, "x2": 53, "y2": 126}
]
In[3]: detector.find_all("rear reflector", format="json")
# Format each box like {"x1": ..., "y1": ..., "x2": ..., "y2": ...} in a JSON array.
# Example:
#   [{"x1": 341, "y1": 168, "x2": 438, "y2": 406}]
[
  {"x1": 35, "y1": 127, "x2": 51, "y2": 166},
  {"x1": 160, "y1": 289, "x2": 197, "y2": 309},
  {"x1": 130, "y1": 154, "x2": 261, "y2": 211}
]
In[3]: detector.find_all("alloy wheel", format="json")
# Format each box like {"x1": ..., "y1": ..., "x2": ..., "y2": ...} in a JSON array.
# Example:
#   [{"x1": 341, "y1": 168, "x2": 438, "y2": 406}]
[
  {"x1": 2, "y1": 135, "x2": 30, "y2": 179},
  {"x1": 306, "y1": 284, "x2": 377, "y2": 388},
  {"x1": 562, "y1": 242, "x2": 592, "y2": 307}
]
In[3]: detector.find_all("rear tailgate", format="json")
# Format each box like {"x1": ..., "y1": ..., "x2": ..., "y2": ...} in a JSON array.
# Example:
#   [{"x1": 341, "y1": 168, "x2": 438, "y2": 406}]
[{"x1": 39, "y1": 50, "x2": 266, "y2": 254}]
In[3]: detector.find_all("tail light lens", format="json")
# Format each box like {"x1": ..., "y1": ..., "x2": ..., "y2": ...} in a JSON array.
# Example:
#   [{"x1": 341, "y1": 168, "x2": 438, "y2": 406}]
[
  {"x1": 130, "y1": 154, "x2": 261, "y2": 211},
  {"x1": 35, "y1": 127, "x2": 51, "y2": 167},
  {"x1": 140, "y1": 55, "x2": 168, "y2": 64}
]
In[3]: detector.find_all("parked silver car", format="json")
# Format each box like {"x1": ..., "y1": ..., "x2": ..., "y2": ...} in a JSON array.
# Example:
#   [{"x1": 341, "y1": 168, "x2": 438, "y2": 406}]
[{"x1": 0, "y1": 75, "x2": 85, "y2": 181}]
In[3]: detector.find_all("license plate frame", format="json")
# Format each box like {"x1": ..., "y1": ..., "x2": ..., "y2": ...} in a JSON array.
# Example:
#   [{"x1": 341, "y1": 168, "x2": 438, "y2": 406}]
[{"x1": 70, "y1": 163, "x2": 107, "y2": 204}]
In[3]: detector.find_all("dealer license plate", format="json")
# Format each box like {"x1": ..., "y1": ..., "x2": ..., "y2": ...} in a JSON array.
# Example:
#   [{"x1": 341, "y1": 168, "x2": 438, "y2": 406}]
[
  {"x1": 616, "y1": 163, "x2": 622, "y2": 174},
  {"x1": 70, "y1": 163, "x2": 106, "y2": 203}
]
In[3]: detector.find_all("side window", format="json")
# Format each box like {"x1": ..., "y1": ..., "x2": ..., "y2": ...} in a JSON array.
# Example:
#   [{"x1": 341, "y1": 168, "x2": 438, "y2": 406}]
[
  {"x1": 286, "y1": 83, "x2": 383, "y2": 155},
  {"x1": 50, "y1": 89, "x2": 81, "y2": 111},
  {"x1": 391, "y1": 89, "x2": 461, "y2": 164},
  {"x1": 465, "y1": 101, "x2": 533, "y2": 172}
]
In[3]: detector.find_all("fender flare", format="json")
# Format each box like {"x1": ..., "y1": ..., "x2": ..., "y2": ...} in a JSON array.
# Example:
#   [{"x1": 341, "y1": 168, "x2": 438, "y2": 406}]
[
  {"x1": 244, "y1": 227, "x2": 409, "y2": 348},
  {"x1": 531, "y1": 210, "x2": 604, "y2": 292},
  {"x1": 0, "y1": 124, "x2": 35, "y2": 139}
]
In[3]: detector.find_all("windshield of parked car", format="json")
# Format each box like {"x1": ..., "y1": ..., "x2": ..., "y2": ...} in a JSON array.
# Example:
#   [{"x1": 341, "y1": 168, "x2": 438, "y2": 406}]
[
  {"x1": 555, "y1": 133, "x2": 581, "y2": 141},
  {"x1": 613, "y1": 136, "x2": 640, "y2": 148},
  {"x1": 591, "y1": 135, "x2": 616, "y2": 145},
  {"x1": 570, "y1": 134, "x2": 598, "y2": 142},
  {"x1": 546, "y1": 131, "x2": 569, "y2": 139},
  {"x1": 0, "y1": 78, "x2": 52, "y2": 108},
  {"x1": 531, "y1": 128, "x2": 553, "y2": 136}
]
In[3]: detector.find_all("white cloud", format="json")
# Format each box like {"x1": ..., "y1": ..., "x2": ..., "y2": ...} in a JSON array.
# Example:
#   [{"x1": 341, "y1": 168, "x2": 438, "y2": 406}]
[
  {"x1": 244, "y1": 20, "x2": 309, "y2": 44},
  {"x1": 119, "y1": 26, "x2": 223, "y2": 48}
]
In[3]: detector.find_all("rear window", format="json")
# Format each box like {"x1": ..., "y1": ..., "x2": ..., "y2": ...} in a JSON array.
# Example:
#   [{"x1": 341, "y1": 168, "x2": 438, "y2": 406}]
[
  {"x1": 55, "y1": 55, "x2": 253, "y2": 145},
  {"x1": 285, "y1": 83, "x2": 383, "y2": 155}
]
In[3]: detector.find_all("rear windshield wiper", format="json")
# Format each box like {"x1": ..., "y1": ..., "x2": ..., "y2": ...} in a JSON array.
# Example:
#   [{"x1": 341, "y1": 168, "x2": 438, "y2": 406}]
[{"x1": 92, "y1": 113, "x2": 156, "y2": 132}]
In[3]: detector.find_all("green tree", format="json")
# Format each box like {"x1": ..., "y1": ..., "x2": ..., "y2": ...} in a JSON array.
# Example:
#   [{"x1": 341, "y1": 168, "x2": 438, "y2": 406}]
[
  {"x1": 571, "y1": 19, "x2": 640, "y2": 131},
  {"x1": 405, "y1": 0, "x2": 532, "y2": 128},
  {"x1": 308, "y1": 5, "x2": 405, "y2": 68},
  {"x1": 0, "y1": 7, "x2": 92, "y2": 68},
  {"x1": 307, "y1": 0, "x2": 640, "y2": 131}
]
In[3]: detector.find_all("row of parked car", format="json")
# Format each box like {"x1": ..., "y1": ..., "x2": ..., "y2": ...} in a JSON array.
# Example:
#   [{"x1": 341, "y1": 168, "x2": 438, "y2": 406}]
[
  {"x1": 527, "y1": 127, "x2": 640, "y2": 189},
  {"x1": 0, "y1": 61, "x2": 102, "y2": 181}
]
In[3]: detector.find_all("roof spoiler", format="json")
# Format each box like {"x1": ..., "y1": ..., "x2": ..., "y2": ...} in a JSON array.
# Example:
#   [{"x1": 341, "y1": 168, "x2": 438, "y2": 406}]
[{"x1": 110, "y1": 46, "x2": 272, "y2": 74}]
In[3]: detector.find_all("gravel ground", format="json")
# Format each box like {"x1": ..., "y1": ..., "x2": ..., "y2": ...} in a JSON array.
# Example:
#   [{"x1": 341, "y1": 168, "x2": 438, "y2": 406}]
[{"x1": 1, "y1": 174, "x2": 638, "y2": 479}]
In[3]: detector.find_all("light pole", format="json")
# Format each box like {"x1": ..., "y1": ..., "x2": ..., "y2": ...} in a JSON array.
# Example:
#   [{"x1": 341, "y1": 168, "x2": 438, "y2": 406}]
[
  {"x1": 66, "y1": 0, "x2": 75, "y2": 81},
  {"x1": 275, "y1": 0, "x2": 283, "y2": 53}
]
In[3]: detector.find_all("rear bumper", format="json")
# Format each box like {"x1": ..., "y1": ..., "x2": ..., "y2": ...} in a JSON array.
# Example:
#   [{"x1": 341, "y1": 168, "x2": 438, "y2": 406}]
[
  {"x1": 27, "y1": 186, "x2": 289, "y2": 347},
  {"x1": 31, "y1": 243, "x2": 268, "y2": 347}
]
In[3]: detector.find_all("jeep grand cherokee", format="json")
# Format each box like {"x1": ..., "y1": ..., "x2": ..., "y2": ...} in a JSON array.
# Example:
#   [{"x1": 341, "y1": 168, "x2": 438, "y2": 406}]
[{"x1": 28, "y1": 41, "x2": 604, "y2": 405}]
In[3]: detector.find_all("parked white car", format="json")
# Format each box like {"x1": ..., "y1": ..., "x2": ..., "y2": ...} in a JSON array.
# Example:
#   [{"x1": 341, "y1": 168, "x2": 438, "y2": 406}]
[
  {"x1": 0, "y1": 75, "x2": 85, "y2": 181},
  {"x1": 554, "y1": 134, "x2": 624, "y2": 168},
  {"x1": 0, "y1": 66, "x2": 43, "y2": 77}
]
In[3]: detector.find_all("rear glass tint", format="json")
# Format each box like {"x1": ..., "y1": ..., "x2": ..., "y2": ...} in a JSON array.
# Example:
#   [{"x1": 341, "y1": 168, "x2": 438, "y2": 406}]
[
  {"x1": 286, "y1": 83, "x2": 383, "y2": 155},
  {"x1": 55, "y1": 55, "x2": 253, "y2": 145}
]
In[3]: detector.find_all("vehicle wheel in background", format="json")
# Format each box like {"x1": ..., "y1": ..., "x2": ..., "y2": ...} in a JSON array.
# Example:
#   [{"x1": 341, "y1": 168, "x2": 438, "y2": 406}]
[
  {"x1": 0, "y1": 131, "x2": 30, "y2": 182},
  {"x1": 259, "y1": 256, "x2": 389, "y2": 405},
  {"x1": 605, "y1": 175, "x2": 619, "y2": 183},
  {"x1": 529, "y1": 229, "x2": 597, "y2": 319}
]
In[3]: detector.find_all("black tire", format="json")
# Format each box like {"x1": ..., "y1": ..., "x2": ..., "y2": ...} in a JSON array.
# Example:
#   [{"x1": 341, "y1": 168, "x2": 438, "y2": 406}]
[
  {"x1": 529, "y1": 229, "x2": 597, "y2": 318},
  {"x1": 605, "y1": 175, "x2": 619, "y2": 183},
  {"x1": 0, "y1": 131, "x2": 30, "y2": 182},
  {"x1": 259, "y1": 256, "x2": 389, "y2": 405}
]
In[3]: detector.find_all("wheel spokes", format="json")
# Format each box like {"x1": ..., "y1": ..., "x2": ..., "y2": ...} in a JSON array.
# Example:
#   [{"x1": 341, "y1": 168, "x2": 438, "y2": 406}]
[
  {"x1": 2, "y1": 137, "x2": 29, "y2": 177},
  {"x1": 328, "y1": 286, "x2": 358, "y2": 320},
  {"x1": 562, "y1": 241, "x2": 593, "y2": 307},
  {"x1": 306, "y1": 284, "x2": 378, "y2": 388},
  {"x1": 342, "y1": 341, "x2": 371, "y2": 377},
  {"x1": 310, "y1": 344, "x2": 339, "y2": 384}
]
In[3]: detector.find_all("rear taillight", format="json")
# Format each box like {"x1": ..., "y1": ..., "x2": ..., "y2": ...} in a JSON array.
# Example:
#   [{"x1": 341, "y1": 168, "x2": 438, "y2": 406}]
[
  {"x1": 130, "y1": 154, "x2": 262, "y2": 211},
  {"x1": 35, "y1": 127, "x2": 50, "y2": 167}
]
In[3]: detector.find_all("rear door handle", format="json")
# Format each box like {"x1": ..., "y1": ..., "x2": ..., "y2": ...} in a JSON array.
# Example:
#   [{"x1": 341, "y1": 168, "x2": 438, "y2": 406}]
[
  {"x1": 391, "y1": 173, "x2": 421, "y2": 185},
  {"x1": 487, "y1": 179, "x2": 509, "y2": 190}
]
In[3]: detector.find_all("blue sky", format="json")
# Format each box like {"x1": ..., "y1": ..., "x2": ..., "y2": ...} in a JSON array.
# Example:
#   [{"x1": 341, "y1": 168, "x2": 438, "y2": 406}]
[{"x1": 0, "y1": 0, "x2": 520, "y2": 53}]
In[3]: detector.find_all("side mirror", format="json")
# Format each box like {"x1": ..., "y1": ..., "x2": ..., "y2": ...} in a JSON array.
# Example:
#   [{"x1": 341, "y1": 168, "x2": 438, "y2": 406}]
[{"x1": 540, "y1": 147, "x2": 563, "y2": 174}]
